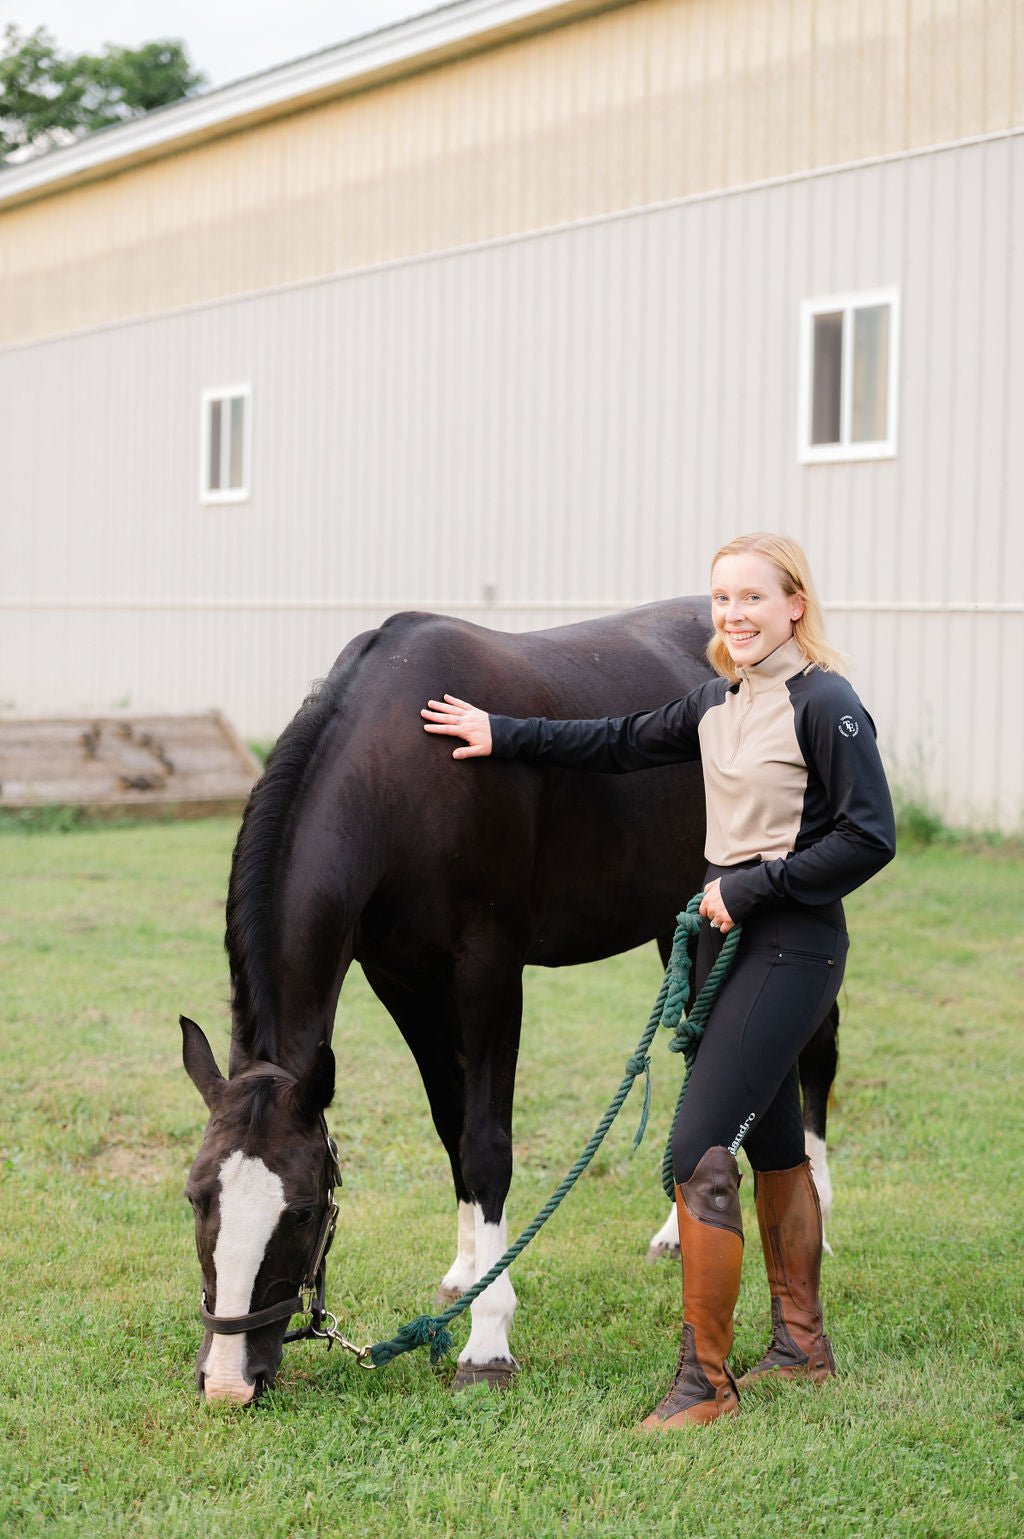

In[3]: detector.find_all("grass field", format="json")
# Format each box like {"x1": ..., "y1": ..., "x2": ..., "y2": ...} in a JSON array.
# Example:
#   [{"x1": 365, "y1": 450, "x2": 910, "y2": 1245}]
[{"x1": 1, "y1": 818, "x2": 1022, "y2": 1538}]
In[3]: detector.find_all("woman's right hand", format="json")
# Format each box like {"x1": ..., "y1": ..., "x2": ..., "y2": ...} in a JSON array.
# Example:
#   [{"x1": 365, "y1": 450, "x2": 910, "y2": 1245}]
[{"x1": 421, "y1": 694, "x2": 493, "y2": 759}]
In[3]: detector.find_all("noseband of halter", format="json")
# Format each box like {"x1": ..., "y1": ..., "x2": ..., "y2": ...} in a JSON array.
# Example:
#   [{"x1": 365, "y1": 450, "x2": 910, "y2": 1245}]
[{"x1": 199, "y1": 1064, "x2": 342, "y2": 1346}]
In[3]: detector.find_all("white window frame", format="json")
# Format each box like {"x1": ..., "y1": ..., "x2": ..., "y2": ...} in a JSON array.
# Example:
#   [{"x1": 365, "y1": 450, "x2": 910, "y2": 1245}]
[
  {"x1": 798, "y1": 289, "x2": 900, "y2": 464},
  {"x1": 199, "y1": 384, "x2": 252, "y2": 504}
]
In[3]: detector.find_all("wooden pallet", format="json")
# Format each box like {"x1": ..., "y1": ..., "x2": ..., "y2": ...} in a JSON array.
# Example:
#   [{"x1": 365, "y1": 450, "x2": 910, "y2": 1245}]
[{"x1": 0, "y1": 711, "x2": 262, "y2": 820}]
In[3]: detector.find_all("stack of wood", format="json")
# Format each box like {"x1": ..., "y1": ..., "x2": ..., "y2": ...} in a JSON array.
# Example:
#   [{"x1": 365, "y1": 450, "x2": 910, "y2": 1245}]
[{"x1": 0, "y1": 712, "x2": 261, "y2": 819}]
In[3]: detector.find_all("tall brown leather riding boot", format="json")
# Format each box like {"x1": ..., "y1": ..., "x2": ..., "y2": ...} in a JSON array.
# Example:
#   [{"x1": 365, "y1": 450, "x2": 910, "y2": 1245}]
[
  {"x1": 738, "y1": 1159, "x2": 835, "y2": 1386},
  {"x1": 641, "y1": 1146, "x2": 743, "y2": 1429}
]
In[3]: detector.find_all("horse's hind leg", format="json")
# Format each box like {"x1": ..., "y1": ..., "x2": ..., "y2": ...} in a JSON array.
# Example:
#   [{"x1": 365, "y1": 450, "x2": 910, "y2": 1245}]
[
  {"x1": 799, "y1": 1002, "x2": 839, "y2": 1252},
  {"x1": 646, "y1": 1203, "x2": 680, "y2": 1262}
]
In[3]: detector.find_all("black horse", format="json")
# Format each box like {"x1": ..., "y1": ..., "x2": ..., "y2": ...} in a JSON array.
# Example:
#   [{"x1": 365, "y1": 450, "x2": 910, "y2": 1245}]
[{"x1": 181, "y1": 599, "x2": 838, "y2": 1402}]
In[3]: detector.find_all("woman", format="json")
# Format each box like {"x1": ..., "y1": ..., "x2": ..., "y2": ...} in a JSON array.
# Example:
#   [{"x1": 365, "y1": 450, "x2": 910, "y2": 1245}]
[{"x1": 421, "y1": 533, "x2": 895, "y2": 1427}]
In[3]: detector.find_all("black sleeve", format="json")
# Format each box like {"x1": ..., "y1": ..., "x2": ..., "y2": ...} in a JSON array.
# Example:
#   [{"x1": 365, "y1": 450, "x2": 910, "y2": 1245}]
[
  {"x1": 719, "y1": 677, "x2": 896, "y2": 918},
  {"x1": 488, "y1": 689, "x2": 706, "y2": 773}
]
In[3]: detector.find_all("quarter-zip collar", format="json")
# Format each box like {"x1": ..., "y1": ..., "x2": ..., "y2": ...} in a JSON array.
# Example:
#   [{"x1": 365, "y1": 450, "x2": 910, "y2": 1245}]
[{"x1": 736, "y1": 637, "x2": 810, "y2": 695}]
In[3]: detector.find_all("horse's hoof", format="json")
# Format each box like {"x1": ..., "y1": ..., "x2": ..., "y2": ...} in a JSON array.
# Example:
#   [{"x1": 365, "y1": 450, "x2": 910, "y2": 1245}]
[
  {"x1": 435, "y1": 1283, "x2": 464, "y2": 1306},
  {"x1": 646, "y1": 1240, "x2": 680, "y2": 1263},
  {"x1": 452, "y1": 1360, "x2": 517, "y2": 1392}
]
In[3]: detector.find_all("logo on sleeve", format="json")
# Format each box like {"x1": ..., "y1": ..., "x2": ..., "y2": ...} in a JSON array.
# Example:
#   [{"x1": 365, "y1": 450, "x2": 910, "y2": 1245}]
[{"x1": 838, "y1": 715, "x2": 860, "y2": 738}]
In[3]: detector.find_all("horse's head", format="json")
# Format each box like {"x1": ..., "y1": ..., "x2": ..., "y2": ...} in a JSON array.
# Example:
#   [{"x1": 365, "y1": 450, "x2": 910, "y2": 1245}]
[{"x1": 180, "y1": 1016, "x2": 337, "y2": 1404}]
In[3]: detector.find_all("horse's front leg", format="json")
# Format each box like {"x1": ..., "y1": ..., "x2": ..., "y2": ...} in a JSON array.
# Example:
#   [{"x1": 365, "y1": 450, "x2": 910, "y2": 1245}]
[
  {"x1": 449, "y1": 949, "x2": 523, "y2": 1390},
  {"x1": 453, "y1": 1200, "x2": 517, "y2": 1388},
  {"x1": 359, "y1": 966, "x2": 481, "y2": 1306}
]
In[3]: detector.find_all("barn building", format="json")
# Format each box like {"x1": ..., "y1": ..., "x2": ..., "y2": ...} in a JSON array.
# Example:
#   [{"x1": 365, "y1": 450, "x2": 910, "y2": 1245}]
[{"x1": 1, "y1": 0, "x2": 1022, "y2": 829}]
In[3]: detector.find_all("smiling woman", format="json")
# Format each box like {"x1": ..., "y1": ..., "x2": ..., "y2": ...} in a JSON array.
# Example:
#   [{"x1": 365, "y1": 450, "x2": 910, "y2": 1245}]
[{"x1": 707, "y1": 533, "x2": 846, "y2": 680}]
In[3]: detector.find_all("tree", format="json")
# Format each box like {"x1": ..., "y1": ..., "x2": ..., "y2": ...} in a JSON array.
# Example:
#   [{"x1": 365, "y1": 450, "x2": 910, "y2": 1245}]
[{"x1": 0, "y1": 25, "x2": 206, "y2": 164}]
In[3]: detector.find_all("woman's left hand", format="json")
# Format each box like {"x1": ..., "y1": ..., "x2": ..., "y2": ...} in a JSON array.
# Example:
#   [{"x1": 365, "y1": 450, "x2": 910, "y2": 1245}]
[{"x1": 699, "y1": 878, "x2": 735, "y2": 936}]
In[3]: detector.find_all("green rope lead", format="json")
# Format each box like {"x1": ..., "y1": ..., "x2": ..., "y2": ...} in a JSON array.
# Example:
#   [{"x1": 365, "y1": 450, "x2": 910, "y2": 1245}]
[{"x1": 368, "y1": 892, "x2": 742, "y2": 1369}]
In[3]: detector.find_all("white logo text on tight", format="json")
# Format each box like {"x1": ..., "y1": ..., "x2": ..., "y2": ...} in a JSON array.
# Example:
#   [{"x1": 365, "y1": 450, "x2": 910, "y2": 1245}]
[{"x1": 729, "y1": 1112, "x2": 756, "y2": 1154}]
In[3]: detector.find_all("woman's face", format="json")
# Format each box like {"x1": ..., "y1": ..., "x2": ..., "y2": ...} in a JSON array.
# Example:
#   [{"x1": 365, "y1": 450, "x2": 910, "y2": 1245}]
[{"x1": 710, "y1": 552, "x2": 805, "y2": 669}]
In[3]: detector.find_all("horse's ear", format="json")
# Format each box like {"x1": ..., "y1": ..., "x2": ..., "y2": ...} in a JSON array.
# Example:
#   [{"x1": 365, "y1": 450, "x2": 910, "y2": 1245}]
[
  {"x1": 290, "y1": 1041, "x2": 335, "y2": 1123},
  {"x1": 180, "y1": 1015, "x2": 225, "y2": 1109}
]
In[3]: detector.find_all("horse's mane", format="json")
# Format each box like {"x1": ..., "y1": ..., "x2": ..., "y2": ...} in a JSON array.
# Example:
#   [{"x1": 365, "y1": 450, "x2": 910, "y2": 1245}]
[
  {"x1": 225, "y1": 635, "x2": 378, "y2": 1063},
  {"x1": 234, "y1": 1077, "x2": 279, "y2": 1145}
]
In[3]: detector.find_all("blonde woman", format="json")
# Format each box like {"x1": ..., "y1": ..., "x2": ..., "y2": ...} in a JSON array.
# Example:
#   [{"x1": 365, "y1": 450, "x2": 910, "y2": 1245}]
[{"x1": 422, "y1": 533, "x2": 895, "y2": 1426}]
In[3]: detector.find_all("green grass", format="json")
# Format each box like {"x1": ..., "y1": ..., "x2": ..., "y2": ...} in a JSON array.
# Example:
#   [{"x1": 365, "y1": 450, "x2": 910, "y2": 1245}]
[{"x1": 1, "y1": 821, "x2": 1022, "y2": 1537}]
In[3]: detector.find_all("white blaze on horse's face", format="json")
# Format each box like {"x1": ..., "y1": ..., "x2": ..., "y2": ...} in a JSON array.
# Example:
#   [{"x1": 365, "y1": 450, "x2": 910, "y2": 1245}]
[{"x1": 202, "y1": 1151, "x2": 286, "y2": 1404}]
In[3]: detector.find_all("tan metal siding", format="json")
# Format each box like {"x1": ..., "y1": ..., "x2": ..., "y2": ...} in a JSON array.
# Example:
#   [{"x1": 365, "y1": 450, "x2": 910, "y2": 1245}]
[{"x1": 4, "y1": 0, "x2": 1024, "y2": 348}]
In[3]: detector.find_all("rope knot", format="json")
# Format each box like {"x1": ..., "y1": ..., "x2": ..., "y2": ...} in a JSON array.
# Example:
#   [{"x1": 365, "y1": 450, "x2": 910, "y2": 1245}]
[
  {"x1": 624, "y1": 1051, "x2": 653, "y2": 1150},
  {"x1": 369, "y1": 1314, "x2": 455, "y2": 1368},
  {"x1": 659, "y1": 908, "x2": 702, "y2": 1030},
  {"x1": 667, "y1": 1019, "x2": 705, "y2": 1059}
]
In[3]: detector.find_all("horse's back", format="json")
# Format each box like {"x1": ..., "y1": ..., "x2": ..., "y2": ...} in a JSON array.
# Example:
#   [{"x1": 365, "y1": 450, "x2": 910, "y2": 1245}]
[
  {"x1": 332, "y1": 599, "x2": 713, "y2": 721},
  {"x1": 318, "y1": 602, "x2": 713, "y2": 968}
]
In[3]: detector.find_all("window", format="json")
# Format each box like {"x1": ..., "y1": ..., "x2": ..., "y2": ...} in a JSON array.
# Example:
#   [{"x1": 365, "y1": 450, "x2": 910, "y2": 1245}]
[
  {"x1": 200, "y1": 386, "x2": 251, "y2": 502},
  {"x1": 798, "y1": 291, "x2": 899, "y2": 463}
]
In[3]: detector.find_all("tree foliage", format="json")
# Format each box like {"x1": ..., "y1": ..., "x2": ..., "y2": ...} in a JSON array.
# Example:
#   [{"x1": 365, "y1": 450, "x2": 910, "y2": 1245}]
[{"x1": 0, "y1": 24, "x2": 206, "y2": 164}]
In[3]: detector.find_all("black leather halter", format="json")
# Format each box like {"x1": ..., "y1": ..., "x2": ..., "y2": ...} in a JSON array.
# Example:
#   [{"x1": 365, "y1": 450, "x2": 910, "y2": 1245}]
[{"x1": 199, "y1": 1072, "x2": 343, "y2": 1344}]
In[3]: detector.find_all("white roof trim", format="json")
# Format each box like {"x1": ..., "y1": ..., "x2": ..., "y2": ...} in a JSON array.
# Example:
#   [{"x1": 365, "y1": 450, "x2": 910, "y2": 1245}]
[{"x1": 0, "y1": 0, "x2": 600, "y2": 208}]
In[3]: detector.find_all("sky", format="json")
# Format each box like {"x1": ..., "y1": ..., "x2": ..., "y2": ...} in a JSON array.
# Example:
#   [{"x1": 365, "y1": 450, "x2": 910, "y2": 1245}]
[{"x1": 0, "y1": 1, "x2": 445, "y2": 89}]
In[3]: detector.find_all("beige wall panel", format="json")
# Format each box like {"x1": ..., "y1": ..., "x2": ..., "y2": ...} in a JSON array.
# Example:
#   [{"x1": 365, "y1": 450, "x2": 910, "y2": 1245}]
[
  {"x1": 958, "y1": 0, "x2": 988, "y2": 138},
  {"x1": 906, "y1": 0, "x2": 939, "y2": 148},
  {"x1": 5, "y1": 0, "x2": 1024, "y2": 347},
  {"x1": 984, "y1": 1, "x2": 1016, "y2": 127},
  {"x1": 812, "y1": 0, "x2": 846, "y2": 171}
]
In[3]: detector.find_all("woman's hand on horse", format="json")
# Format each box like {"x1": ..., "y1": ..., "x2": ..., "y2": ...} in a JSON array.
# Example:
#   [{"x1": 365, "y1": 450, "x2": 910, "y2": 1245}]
[
  {"x1": 421, "y1": 695, "x2": 493, "y2": 759},
  {"x1": 699, "y1": 878, "x2": 735, "y2": 935}
]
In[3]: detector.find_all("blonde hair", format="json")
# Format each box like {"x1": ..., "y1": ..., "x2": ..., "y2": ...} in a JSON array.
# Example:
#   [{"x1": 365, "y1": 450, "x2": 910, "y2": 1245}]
[{"x1": 706, "y1": 532, "x2": 845, "y2": 682}]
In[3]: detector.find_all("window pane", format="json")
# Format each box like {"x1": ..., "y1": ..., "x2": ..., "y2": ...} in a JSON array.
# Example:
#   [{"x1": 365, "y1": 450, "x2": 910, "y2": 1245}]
[
  {"x1": 208, "y1": 399, "x2": 222, "y2": 490},
  {"x1": 811, "y1": 311, "x2": 843, "y2": 445},
  {"x1": 229, "y1": 396, "x2": 245, "y2": 489},
  {"x1": 852, "y1": 304, "x2": 889, "y2": 442}
]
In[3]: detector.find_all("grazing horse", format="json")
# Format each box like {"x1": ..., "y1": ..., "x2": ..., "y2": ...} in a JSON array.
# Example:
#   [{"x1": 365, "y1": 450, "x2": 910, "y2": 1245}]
[{"x1": 181, "y1": 599, "x2": 838, "y2": 1403}]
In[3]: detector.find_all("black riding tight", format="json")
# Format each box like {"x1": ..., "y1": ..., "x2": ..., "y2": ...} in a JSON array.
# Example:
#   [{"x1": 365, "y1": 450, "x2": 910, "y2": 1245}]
[{"x1": 670, "y1": 882, "x2": 848, "y2": 1185}]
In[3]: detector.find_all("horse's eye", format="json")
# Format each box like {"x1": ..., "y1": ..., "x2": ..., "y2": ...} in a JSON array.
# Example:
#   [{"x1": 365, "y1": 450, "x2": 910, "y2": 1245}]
[
  {"x1": 186, "y1": 1192, "x2": 208, "y2": 1217},
  {"x1": 291, "y1": 1207, "x2": 315, "y2": 1229}
]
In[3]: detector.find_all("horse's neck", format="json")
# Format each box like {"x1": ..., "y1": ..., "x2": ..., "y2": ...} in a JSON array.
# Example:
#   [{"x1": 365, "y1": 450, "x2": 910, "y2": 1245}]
[
  {"x1": 228, "y1": 751, "x2": 384, "y2": 1077},
  {"x1": 229, "y1": 833, "x2": 366, "y2": 1079}
]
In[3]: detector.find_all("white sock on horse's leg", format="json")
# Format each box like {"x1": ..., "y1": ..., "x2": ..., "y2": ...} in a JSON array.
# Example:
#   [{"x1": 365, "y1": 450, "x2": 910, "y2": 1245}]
[
  {"x1": 459, "y1": 1205, "x2": 517, "y2": 1366},
  {"x1": 439, "y1": 1200, "x2": 477, "y2": 1297},
  {"x1": 646, "y1": 1201, "x2": 680, "y2": 1261},
  {"x1": 804, "y1": 1131, "x2": 834, "y2": 1255}
]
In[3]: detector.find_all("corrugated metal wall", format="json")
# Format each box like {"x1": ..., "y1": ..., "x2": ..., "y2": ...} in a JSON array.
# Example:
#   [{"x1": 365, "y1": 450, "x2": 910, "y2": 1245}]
[
  {"x1": 3, "y1": 0, "x2": 1023, "y2": 347},
  {"x1": 2, "y1": 130, "x2": 1021, "y2": 826}
]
